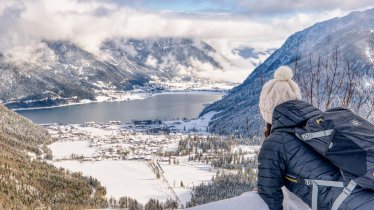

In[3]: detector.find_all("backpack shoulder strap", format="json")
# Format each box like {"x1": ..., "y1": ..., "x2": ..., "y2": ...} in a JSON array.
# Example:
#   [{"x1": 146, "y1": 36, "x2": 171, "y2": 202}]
[
  {"x1": 331, "y1": 180, "x2": 357, "y2": 210},
  {"x1": 285, "y1": 174, "x2": 356, "y2": 210},
  {"x1": 295, "y1": 129, "x2": 334, "y2": 141}
]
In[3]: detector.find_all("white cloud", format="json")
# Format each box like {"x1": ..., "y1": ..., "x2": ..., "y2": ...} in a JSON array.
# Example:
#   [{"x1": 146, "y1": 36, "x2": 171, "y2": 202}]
[
  {"x1": 0, "y1": 0, "x2": 369, "y2": 65},
  {"x1": 184, "y1": 57, "x2": 251, "y2": 83}
]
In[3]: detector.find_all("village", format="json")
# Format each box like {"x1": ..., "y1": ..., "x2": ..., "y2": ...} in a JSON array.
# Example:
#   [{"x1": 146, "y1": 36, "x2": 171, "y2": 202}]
[
  {"x1": 45, "y1": 119, "x2": 186, "y2": 162},
  {"x1": 44, "y1": 110, "x2": 250, "y2": 161}
]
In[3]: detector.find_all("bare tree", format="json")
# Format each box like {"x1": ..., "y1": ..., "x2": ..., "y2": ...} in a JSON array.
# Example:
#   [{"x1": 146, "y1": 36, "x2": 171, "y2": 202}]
[{"x1": 294, "y1": 45, "x2": 374, "y2": 121}]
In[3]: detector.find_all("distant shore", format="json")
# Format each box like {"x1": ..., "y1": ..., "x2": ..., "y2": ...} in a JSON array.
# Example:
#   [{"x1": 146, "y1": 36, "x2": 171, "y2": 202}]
[{"x1": 12, "y1": 89, "x2": 227, "y2": 111}]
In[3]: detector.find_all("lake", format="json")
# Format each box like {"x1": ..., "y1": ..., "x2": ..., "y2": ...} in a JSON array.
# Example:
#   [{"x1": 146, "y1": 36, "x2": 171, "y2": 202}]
[{"x1": 16, "y1": 92, "x2": 224, "y2": 124}]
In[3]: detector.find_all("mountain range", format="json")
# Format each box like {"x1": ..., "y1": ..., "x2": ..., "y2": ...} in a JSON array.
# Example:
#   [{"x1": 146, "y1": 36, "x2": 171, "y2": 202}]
[
  {"x1": 202, "y1": 8, "x2": 374, "y2": 137},
  {"x1": 0, "y1": 38, "x2": 270, "y2": 109}
]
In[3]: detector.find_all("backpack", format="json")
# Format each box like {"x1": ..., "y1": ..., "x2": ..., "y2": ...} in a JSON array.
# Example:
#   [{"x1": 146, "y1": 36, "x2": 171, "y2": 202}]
[{"x1": 286, "y1": 107, "x2": 374, "y2": 210}]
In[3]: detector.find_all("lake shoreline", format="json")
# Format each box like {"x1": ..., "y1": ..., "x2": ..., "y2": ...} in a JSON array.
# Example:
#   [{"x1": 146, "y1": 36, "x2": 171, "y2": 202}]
[
  {"x1": 12, "y1": 90, "x2": 227, "y2": 111},
  {"x1": 16, "y1": 92, "x2": 225, "y2": 124}
]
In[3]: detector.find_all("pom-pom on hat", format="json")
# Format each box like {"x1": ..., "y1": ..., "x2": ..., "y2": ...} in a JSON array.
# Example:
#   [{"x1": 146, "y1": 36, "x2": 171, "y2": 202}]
[{"x1": 259, "y1": 66, "x2": 301, "y2": 124}]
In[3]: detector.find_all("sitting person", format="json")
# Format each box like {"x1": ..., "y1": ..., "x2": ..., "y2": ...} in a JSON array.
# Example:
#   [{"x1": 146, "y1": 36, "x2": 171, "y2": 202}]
[{"x1": 257, "y1": 66, "x2": 374, "y2": 210}]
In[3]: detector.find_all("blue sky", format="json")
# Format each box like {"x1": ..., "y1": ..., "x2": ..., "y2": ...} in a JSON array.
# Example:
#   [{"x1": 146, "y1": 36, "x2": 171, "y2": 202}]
[{"x1": 110, "y1": 0, "x2": 373, "y2": 16}]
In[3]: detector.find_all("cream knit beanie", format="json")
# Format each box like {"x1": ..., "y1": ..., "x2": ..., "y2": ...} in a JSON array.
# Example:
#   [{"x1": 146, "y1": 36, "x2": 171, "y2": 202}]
[{"x1": 259, "y1": 66, "x2": 302, "y2": 124}]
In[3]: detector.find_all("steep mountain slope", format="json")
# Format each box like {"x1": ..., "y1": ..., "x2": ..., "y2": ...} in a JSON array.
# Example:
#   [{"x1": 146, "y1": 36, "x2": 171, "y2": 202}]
[
  {"x1": 202, "y1": 8, "x2": 374, "y2": 136},
  {"x1": 0, "y1": 40, "x2": 152, "y2": 109},
  {"x1": 0, "y1": 104, "x2": 107, "y2": 209}
]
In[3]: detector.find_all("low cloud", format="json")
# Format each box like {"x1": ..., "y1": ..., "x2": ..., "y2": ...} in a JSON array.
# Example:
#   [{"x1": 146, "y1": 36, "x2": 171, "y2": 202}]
[{"x1": 0, "y1": 0, "x2": 370, "y2": 76}]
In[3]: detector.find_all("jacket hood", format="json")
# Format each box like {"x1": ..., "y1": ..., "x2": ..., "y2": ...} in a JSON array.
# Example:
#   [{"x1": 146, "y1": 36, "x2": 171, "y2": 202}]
[{"x1": 271, "y1": 100, "x2": 322, "y2": 132}]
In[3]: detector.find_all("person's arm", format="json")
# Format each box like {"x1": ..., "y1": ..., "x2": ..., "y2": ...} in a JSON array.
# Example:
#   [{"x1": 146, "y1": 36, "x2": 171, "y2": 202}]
[{"x1": 257, "y1": 133, "x2": 287, "y2": 210}]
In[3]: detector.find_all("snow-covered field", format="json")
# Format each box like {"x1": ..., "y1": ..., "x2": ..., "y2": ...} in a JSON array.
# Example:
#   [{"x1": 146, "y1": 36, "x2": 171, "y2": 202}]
[
  {"x1": 160, "y1": 158, "x2": 217, "y2": 206},
  {"x1": 47, "y1": 126, "x2": 218, "y2": 206},
  {"x1": 52, "y1": 159, "x2": 216, "y2": 206},
  {"x1": 48, "y1": 140, "x2": 95, "y2": 159},
  {"x1": 54, "y1": 160, "x2": 171, "y2": 203}
]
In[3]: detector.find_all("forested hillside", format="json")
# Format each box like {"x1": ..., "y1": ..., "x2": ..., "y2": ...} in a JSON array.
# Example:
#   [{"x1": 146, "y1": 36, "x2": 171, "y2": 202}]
[{"x1": 0, "y1": 104, "x2": 107, "y2": 209}]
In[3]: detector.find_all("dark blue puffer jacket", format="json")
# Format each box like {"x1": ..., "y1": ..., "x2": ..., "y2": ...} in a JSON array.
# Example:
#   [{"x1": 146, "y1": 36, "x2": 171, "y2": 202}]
[{"x1": 258, "y1": 100, "x2": 374, "y2": 210}]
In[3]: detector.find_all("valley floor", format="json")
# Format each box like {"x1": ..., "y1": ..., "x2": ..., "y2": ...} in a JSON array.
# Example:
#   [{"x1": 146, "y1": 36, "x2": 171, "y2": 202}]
[{"x1": 44, "y1": 112, "x2": 259, "y2": 208}]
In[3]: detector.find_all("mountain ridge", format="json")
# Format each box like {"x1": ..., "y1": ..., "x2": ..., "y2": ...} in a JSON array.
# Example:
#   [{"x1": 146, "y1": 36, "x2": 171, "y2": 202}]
[
  {"x1": 0, "y1": 37, "x2": 269, "y2": 109},
  {"x1": 202, "y1": 8, "x2": 374, "y2": 137}
]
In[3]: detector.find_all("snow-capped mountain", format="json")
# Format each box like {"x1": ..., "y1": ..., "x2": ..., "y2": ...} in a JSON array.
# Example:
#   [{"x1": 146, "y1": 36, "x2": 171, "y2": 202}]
[
  {"x1": 102, "y1": 38, "x2": 224, "y2": 78},
  {"x1": 202, "y1": 8, "x2": 374, "y2": 137},
  {"x1": 0, "y1": 38, "x2": 224, "y2": 109},
  {"x1": 0, "y1": 37, "x2": 271, "y2": 109},
  {"x1": 0, "y1": 41, "x2": 151, "y2": 109}
]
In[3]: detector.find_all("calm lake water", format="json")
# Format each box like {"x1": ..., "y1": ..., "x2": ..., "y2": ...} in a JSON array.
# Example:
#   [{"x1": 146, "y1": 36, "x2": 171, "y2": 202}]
[{"x1": 16, "y1": 92, "x2": 224, "y2": 124}]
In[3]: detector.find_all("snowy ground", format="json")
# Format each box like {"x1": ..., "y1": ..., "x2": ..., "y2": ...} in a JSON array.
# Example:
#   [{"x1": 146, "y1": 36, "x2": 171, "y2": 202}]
[
  {"x1": 164, "y1": 111, "x2": 218, "y2": 134},
  {"x1": 187, "y1": 187, "x2": 310, "y2": 210},
  {"x1": 159, "y1": 157, "x2": 217, "y2": 206},
  {"x1": 48, "y1": 140, "x2": 96, "y2": 159},
  {"x1": 52, "y1": 159, "x2": 216, "y2": 206},
  {"x1": 45, "y1": 110, "x2": 263, "y2": 208},
  {"x1": 54, "y1": 160, "x2": 171, "y2": 203},
  {"x1": 48, "y1": 129, "x2": 217, "y2": 206},
  {"x1": 232, "y1": 145, "x2": 261, "y2": 159}
]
